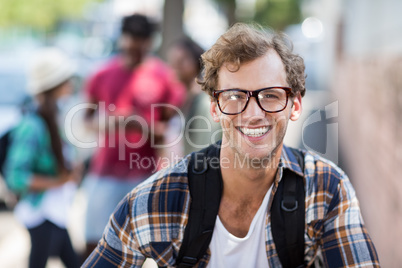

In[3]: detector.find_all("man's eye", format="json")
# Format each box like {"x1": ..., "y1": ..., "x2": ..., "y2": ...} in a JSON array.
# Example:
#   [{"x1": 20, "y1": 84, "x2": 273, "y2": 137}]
[
  {"x1": 260, "y1": 93, "x2": 279, "y2": 99},
  {"x1": 229, "y1": 94, "x2": 242, "y2": 100},
  {"x1": 226, "y1": 92, "x2": 246, "y2": 100}
]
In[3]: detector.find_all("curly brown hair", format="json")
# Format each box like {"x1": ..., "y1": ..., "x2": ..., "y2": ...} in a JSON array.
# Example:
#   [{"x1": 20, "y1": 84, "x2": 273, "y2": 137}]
[{"x1": 197, "y1": 23, "x2": 306, "y2": 98}]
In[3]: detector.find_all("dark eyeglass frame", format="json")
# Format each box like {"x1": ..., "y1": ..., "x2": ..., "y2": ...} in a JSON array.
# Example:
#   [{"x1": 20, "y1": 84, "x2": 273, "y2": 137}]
[{"x1": 213, "y1": 86, "x2": 292, "y2": 115}]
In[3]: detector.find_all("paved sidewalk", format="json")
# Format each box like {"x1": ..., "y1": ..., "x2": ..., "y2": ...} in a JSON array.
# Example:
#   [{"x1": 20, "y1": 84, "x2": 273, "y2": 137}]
[
  {"x1": 0, "y1": 205, "x2": 81, "y2": 267},
  {"x1": 0, "y1": 188, "x2": 157, "y2": 268},
  {"x1": 0, "y1": 210, "x2": 31, "y2": 268}
]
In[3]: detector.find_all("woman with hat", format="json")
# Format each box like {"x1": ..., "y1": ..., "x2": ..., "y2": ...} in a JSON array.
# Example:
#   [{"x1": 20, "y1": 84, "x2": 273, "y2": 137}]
[{"x1": 4, "y1": 48, "x2": 81, "y2": 268}]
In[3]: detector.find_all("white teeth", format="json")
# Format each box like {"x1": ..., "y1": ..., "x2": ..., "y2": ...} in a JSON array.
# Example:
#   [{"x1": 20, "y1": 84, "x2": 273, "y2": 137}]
[{"x1": 239, "y1": 127, "x2": 269, "y2": 137}]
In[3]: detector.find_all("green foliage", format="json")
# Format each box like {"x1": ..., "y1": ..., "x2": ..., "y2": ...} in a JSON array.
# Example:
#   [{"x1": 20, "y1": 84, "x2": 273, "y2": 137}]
[
  {"x1": 253, "y1": 0, "x2": 302, "y2": 30},
  {"x1": 212, "y1": 0, "x2": 302, "y2": 30},
  {"x1": 215, "y1": 0, "x2": 236, "y2": 5},
  {"x1": 0, "y1": 0, "x2": 99, "y2": 30}
]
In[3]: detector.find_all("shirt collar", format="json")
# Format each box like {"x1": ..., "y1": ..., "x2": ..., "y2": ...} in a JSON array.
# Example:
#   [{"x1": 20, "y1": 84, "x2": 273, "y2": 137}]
[{"x1": 279, "y1": 145, "x2": 304, "y2": 177}]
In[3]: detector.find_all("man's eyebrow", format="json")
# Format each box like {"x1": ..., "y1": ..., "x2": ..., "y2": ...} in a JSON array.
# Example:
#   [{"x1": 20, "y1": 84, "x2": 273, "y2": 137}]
[
  {"x1": 220, "y1": 87, "x2": 243, "y2": 90},
  {"x1": 220, "y1": 87, "x2": 284, "y2": 91}
]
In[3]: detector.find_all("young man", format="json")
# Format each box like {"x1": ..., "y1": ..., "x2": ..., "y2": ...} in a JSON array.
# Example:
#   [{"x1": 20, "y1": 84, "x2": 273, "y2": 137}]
[{"x1": 83, "y1": 23, "x2": 379, "y2": 267}]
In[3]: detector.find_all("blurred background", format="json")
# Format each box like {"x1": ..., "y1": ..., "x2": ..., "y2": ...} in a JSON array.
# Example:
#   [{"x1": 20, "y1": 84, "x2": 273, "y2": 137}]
[{"x1": 0, "y1": 0, "x2": 401, "y2": 267}]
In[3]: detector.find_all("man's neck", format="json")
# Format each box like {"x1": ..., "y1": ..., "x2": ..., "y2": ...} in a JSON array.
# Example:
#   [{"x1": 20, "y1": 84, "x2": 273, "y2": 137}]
[
  {"x1": 120, "y1": 54, "x2": 149, "y2": 70},
  {"x1": 220, "y1": 147, "x2": 282, "y2": 203},
  {"x1": 217, "y1": 146, "x2": 282, "y2": 237}
]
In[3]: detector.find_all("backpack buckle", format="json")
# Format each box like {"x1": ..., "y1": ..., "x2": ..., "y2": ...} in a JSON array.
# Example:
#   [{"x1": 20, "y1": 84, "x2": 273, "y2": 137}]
[{"x1": 281, "y1": 200, "x2": 298, "y2": 212}]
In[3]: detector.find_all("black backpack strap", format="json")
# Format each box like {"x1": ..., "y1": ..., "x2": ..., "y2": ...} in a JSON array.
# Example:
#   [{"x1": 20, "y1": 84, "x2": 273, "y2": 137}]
[
  {"x1": 176, "y1": 142, "x2": 222, "y2": 267},
  {"x1": 271, "y1": 147, "x2": 306, "y2": 268}
]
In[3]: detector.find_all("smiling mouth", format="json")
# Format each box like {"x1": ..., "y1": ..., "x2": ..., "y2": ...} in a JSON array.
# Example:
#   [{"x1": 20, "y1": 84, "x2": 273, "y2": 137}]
[{"x1": 238, "y1": 126, "x2": 271, "y2": 137}]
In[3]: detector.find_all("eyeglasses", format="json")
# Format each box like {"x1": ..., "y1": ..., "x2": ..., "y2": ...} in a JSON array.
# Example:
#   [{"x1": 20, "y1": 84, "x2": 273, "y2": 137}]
[{"x1": 213, "y1": 87, "x2": 292, "y2": 115}]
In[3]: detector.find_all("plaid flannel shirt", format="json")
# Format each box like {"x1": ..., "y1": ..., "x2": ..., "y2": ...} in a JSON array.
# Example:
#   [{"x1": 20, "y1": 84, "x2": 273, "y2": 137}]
[{"x1": 83, "y1": 145, "x2": 380, "y2": 267}]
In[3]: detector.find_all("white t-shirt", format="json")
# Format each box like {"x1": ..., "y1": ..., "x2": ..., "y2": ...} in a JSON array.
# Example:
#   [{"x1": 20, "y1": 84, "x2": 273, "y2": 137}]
[
  {"x1": 207, "y1": 186, "x2": 272, "y2": 268},
  {"x1": 14, "y1": 181, "x2": 77, "y2": 229}
]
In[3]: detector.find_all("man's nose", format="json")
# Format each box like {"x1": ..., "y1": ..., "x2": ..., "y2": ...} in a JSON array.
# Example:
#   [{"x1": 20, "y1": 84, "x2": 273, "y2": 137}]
[{"x1": 243, "y1": 97, "x2": 265, "y2": 117}]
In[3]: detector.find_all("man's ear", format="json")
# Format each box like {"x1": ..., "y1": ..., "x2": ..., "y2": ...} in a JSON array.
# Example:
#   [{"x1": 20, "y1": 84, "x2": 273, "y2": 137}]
[
  {"x1": 210, "y1": 100, "x2": 220, "y2": 122},
  {"x1": 290, "y1": 93, "x2": 302, "y2": 121}
]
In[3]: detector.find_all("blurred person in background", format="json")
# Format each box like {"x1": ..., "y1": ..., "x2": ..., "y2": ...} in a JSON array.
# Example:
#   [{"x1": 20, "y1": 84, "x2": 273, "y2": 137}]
[
  {"x1": 167, "y1": 37, "x2": 221, "y2": 155},
  {"x1": 4, "y1": 48, "x2": 81, "y2": 268},
  {"x1": 82, "y1": 13, "x2": 186, "y2": 259}
]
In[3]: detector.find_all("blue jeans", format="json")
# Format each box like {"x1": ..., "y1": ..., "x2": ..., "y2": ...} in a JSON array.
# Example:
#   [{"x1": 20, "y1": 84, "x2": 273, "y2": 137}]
[
  {"x1": 28, "y1": 220, "x2": 79, "y2": 268},
  {"x1": 82, "y1": 174, "x2": 145, "y2": 243}
]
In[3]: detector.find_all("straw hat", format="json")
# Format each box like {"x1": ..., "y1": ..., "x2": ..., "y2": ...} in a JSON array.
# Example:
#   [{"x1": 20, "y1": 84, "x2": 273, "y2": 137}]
[{"x1": 27, "y1": 47, "x2": 75, "y2": 95}]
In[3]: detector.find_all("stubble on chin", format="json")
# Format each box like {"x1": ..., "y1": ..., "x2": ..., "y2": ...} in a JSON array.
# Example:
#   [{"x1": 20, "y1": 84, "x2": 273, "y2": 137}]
[{"x1": 228, "y1": 126, "x2": 286, "y2": 170}]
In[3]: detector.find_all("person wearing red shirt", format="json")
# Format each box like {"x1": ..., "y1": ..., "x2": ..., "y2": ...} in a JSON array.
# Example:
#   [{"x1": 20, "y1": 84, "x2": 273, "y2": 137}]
[{"x1": 82, "y1": 14, "x2": 185, "y2": 258}]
